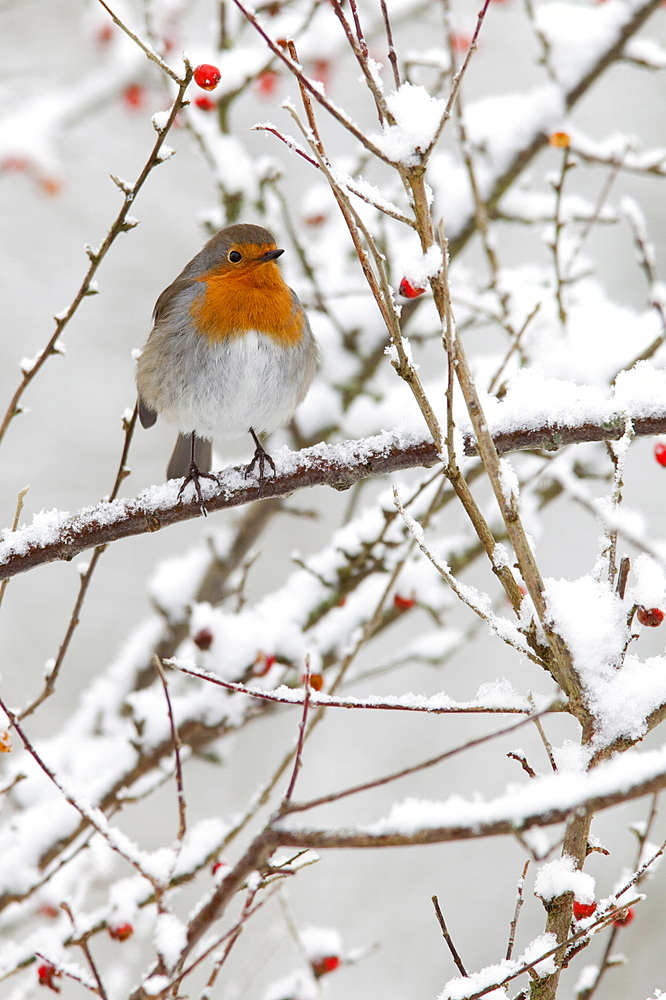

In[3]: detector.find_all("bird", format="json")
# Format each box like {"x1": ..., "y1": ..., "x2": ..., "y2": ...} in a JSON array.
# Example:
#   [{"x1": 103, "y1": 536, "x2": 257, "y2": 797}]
[{"x1": 136, "y1": 223, "x2": 318, "y2": 509}]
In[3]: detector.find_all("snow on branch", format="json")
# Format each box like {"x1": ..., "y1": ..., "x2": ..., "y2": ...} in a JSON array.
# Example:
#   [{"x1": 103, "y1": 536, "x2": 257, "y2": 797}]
[
  {"x1": 3, "y1": 383, "x2": 666, "y2": 581},
  {"x1": 273, "y1": 741, "x2": 666, "y2": 848}
]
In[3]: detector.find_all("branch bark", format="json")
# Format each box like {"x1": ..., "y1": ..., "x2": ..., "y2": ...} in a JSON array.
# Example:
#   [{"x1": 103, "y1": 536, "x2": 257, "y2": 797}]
[{"x1": 3, "y1": 409, "x2": 666, "y2": 582}]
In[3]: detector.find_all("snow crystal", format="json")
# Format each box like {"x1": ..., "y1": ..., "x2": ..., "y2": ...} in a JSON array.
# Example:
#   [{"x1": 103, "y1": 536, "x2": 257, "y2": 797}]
[
  {"x1": 264, "y1": 970, "x2": 317, "y2": 1000},
  {"x1": 372, "y1": 82, "x2": 446, "y2": 165},
  {"x1": 534, "y1": 855, "x2": 595, "y2": 903},
  {"x1": 0, "y1": 507, "x2": 71, "y2": 561},
  {"x1": 550, "y1": 740, "x2": 588, "y2": 774},
  {"x1": 575, "y1": 964, "x2": 600, "y2": 994},
  {"x1": 301, "y1": 925, "x2": 342, "y2": 960},
  {"x1": 397, "y1": 242, "x2": 444, "y2": 288},
  {"x1": 519, "y1": 933, "x2": 557, "y2": 977},
  {"x1": 614, "y1": 362, "x2": 666, "y2": 419},
  {"x1": 143, "y1": 975, "x2": 172, "y2": 996},
  {"x1": 464, "y1": 86, "x2": 564, "y2": 178},
  {"x1": 148, "y1": 545, "x2": 213, "y2": 622},
  {"x1": 546, "y1": 576, "x2": 666, "y2": 750},
  {"x1": 330, "y1": 742, "x2": 666, "y2": 841},
  {"x1": 151, "y1": 111, "x2": 170, "y2": 133},
  {"x1": 498, "y1": 458, "x2": 519, "y2": 505},
  {"x1": 109, "y1": 876, "x2": 147, "y2": 922},
  {"x1": 545, "y1": 576, "x2": 626, "y2": 682},
  {"x1": 154, "y1": 912, "x2": 187, "y2": 971},
  {"x1": 172, "y1": 817, "x2": 229, "y2": 877},
  {"x1": 440, "y1": 961, "x2": 513, "y2": 1000},
  {"x1": 536, "y1": 1, "x2": 645, "y2": 91},
  {"x1": 624, "y1": 35, "x2": 666, "y2": 68}
]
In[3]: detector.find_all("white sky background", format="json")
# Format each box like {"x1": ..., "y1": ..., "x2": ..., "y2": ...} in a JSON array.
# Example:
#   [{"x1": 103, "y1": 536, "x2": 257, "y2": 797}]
[{"x1": 2, "y1": 0, "x2": 666, "y2": 998}]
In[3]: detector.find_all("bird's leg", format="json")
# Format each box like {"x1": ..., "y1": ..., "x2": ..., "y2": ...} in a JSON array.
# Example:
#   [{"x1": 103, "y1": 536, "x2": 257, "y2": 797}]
[
  {"x1": 178, "y1": 431, "x2": 217, "y2": 514},
  {"x1": 245, "y1": 427, "x2": 276, "y2": 479}
]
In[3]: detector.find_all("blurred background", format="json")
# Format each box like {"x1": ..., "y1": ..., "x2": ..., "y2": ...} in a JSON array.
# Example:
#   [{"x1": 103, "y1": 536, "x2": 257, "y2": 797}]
[{"x1": 1, "y1": 0, "x2": 666, "y2": 997}]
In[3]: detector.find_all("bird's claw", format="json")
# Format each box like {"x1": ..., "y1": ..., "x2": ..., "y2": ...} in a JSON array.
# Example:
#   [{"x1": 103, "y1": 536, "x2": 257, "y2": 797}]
[
  {"x1": 178, "y1": 463, "x2": 218, "y2": 516},
  {"x1": 245, "y1": 442, "x2": 276, "y2": 480}
]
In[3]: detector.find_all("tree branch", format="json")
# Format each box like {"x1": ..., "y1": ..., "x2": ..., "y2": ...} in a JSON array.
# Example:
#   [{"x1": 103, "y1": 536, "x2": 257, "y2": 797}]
[{"x1": 4, "y1": 407, "x2": 666, "y2": 582}]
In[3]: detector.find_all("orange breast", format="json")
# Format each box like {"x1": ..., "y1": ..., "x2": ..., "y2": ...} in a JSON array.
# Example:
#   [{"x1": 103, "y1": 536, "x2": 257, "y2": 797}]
[{"x1": 190, "y1": 261, "x2": 304, "y2": 346}]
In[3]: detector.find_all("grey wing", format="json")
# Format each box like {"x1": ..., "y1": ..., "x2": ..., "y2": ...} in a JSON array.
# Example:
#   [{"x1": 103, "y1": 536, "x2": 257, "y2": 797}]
[
  {"x1": 138, "y1": 397, "x2": 158, "y2": 428},
  {"x1": 152, "y1": 276, "x2": 198, "y2": 324}
]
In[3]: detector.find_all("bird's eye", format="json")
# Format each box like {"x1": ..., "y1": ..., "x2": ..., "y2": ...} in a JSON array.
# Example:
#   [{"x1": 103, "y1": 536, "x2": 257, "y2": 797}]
[{"x1": 228, "y1": 250, "x2": 242, "y2": 263}]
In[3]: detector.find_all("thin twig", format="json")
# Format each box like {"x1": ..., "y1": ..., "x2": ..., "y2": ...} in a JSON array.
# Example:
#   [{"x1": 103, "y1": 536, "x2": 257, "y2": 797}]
[
  {"x1": 329, "y1": 0, "x2": 391, "y2": 125},
  {"x1": 549, "y1": 143, "x2": 573, "y2": 327},
  {"x1": 529, "y1": 693, "x2": 558, "y2": 772},
  {"x1": 432, "y1": 895, "x2": 467, "y2": 976},
  {"x1": 152, "y1": 656, "x2": 187, "y2": 841},
  {"x1": 0, "y1": 696, "x2": 159, "y2": 885},
  {"x1": 282, "y1": 708, "x2": 553, "y2": 816},
  {"x1": 0, "y1": 485, "x2": 28, "y2": 609},
  {"x1": 615, "y1": 556, "x2": 631, "y2": 598},
  {"x1": 394, "y1": 488, "x2": 544, "y2": 666},
  {"x1": 232, "y1": 0, "x2": 392, "y2": 164},
  {"x1": 170, "y1": 660, "x2": 532, "y2": 715},
  {"x1": 281, "y1": 659, "x2": 313, "y2": 806},
  {"x1": 61, "y1": 902, "x2": 110, "y2": 1000},
  {"x1": 380, "y1": 0, "x2": 400, "y2": 88},
  {"x1": 19, "y1": 406, "x2": 138, "y2": 720},
  {"x1": 96, "y1": 0, "x2": 184, "y2": 82},
  {"x1": 0, "y1": 64, "x2": 190, "y2": 447},
  {"x1": 506, "y1": 861, "x2": 530, "y2": 960}
]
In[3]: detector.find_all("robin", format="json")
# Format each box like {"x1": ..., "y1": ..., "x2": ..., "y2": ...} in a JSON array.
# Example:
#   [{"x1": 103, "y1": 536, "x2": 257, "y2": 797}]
[{"x1": 136, "y1": 223, "x2": 318, "y2": 508}]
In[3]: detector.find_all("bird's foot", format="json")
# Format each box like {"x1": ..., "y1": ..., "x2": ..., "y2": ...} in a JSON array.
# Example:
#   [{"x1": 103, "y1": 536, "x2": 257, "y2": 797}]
[
  {"x1": 245, "y1": 437, "x2": 276, "y2": 480},
  {"x1": 177, "y1": 462, "x2": 218, "y2": 515}
]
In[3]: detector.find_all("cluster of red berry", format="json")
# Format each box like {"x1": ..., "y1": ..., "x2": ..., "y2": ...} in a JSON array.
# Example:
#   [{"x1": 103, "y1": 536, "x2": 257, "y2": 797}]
[{"x1": 572, "y1": 899, "x2": 635, "y2": 927}]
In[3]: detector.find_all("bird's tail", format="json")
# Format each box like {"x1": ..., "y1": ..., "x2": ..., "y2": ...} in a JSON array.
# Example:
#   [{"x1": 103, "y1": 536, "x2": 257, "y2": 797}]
[{"x1": 167, "y1": 433, "x2": 212, "y2": 481}]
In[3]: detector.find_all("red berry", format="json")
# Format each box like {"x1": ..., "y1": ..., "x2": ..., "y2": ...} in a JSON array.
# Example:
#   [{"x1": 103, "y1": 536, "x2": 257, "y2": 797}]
[
  {"x1": 613, "y1": 906, "x2": 635, "y2": 927},
  {"x1": 393, "y1": 593, "x2": 416, "y2": 610},
  {"x1": 37, "y1": 963, "x2": 61, "y2": 992},
  {"x1": 109, "y1": 922, "x2": 134, "y2": 941},
  {"x1": 212, "y1": 860, "x2": 228, "y2": 875},
  {"x1": 399, "y1": 277, "x2": 426, "y2": 299},
  {"x1": 549, "y1": 131, "x2": 571, "y2": 149},
  {"x1": 1, "y1": 155, "x2": 30, "y2": 173},
  {"x1": 255, "y1": 70, "x2": 279, "y2": 97},
  {"x1": 303, "y1": 672, "x2": 324, "y2": 691},
  {"x1": 312, "y1": 58, "x2": 332, "y2": 88},
  {"x1": 122, "y1": 83, "x2": 145, "y2": 110},
  {"x1": 572, "y1": 900, "x2": 597, "y2": 919},
  {"x1": 654, "y1": 442, "x2": 666, "y2": 467},
  {"x1": 450, "y1": 32, "x2": 473, "y2": 53},
  {"x1": 38, "y1": 176, "x2": 62, "y2": 197},
  {"x1": 97, "y1": 23, "x2": 114, "y2": 46},
  {"x1": 636, "y1": 606, "x2": 665, "y2": 628},
  {"x1": 38, "y1": 903, "x2": 60, "y2": 919},
  {"x1": 252, "y1": 652, "x2": 276, "y2": 676},
  {"x1": 194, "y1": 96, "x2": 216, "y2": 112},
  {"x1": 193, "y1": 627, "x2": 214, "y2": 650},
  {"x1": 193, "y1": 64, "x2": 221, "y2": 91},
  {"x1": 311, "y1": 954, "x2": 341, "y2": 977}
]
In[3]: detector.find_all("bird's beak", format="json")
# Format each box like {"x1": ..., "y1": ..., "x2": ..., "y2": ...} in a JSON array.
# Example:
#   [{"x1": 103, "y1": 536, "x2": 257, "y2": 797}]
[{"x1": 259, "y1": 248, "x2": 284, "y2": 262}]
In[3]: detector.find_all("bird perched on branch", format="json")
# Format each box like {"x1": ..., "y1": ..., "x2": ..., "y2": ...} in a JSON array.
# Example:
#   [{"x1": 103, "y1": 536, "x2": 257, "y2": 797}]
[{"x1": 136, "y1": 223, "x2": 318, "y2": 508}]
